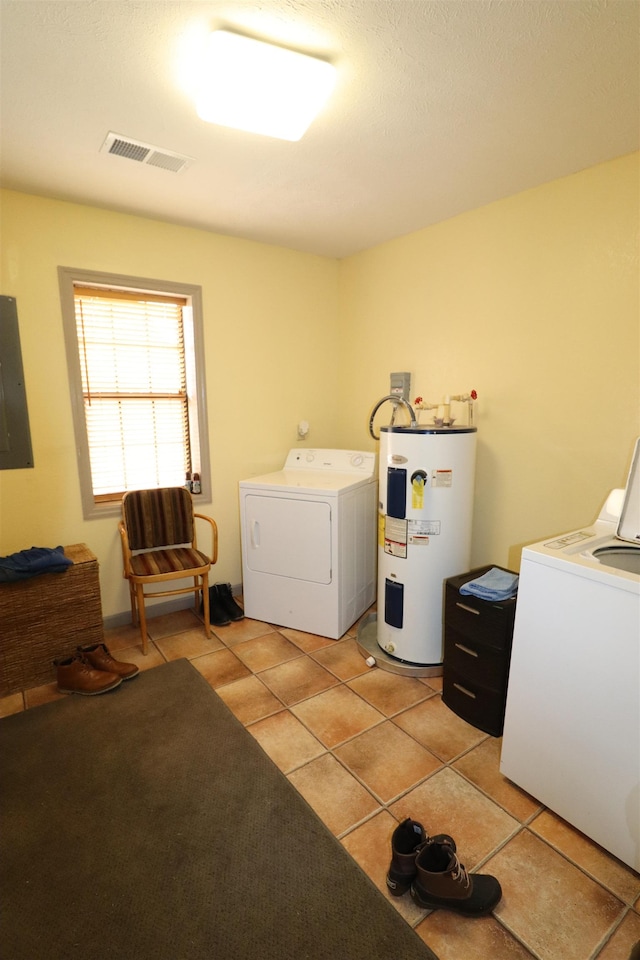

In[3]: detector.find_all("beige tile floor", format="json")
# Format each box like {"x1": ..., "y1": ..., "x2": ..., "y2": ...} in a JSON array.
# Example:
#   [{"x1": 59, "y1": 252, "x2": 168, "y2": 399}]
[{"x1": 3, "y1": 604, "x2": 639, "y2": 960}]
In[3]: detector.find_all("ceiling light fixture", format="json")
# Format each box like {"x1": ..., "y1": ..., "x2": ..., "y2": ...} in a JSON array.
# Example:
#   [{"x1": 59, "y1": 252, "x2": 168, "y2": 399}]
[{"x1": 195, "y1": 30, "x2": 336, "y2": 142}]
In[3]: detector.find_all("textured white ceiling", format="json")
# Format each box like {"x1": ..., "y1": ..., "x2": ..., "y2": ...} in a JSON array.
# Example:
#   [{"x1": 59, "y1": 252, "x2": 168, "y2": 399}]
[{"x1": 1, "y1": 0, "x2": 638, "y2": 258}]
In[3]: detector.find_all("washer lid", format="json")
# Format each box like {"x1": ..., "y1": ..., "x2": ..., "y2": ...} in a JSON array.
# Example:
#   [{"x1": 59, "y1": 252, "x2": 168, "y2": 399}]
[{"x1": 617, "y1": 437, "x2": 640, "y2": 545}]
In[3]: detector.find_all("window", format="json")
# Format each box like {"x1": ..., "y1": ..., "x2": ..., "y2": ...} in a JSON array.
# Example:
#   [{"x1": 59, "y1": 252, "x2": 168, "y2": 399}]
[{"x1": 59, "y1": 268, "x2": 210, "y2": 520}]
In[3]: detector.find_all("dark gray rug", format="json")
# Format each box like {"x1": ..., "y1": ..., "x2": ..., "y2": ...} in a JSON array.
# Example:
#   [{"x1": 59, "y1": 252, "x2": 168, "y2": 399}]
[{"x1": 0, "y1": 658, "x2": 438, "y2": 960}]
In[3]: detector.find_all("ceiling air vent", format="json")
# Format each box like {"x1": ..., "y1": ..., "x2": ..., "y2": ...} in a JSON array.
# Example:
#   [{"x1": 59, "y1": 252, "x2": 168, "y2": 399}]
[{"x1": 100, "y1": 133, "x2": 192, "y2": 173}]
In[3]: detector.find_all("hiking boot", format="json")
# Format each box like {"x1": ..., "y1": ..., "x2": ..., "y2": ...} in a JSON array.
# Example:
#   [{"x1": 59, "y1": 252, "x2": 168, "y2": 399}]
[
  {"x1": 386, "y1": 819, "x2": 456, "y2": 897},
  {"x1": 78, "y1": 642, "x2": 139, "y2": 680},
  {"x1": 54, "y1": 654, "x2": 122, "y2": 696},
  {"x1": 411, "y1": 840, "x2": 502, "y2": 915},
  {"x1": 214, "y1": 583, "x2": 244, "y2": 622}
]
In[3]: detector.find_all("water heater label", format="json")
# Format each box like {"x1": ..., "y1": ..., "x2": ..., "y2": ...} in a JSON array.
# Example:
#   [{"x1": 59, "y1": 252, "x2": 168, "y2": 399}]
[
  {"x1": 431, "y1": 469, "x2": 453, "y2": 487},
  {"x1": 409, "y1": 519, "x2": 440, "y2": 539},
  {"x1": 384, "y1": 516, "x2": 407, "y2": 558},
  {"x1": 408, "y1": 523, "x2": 429, "y2": 545},
  {"x1": 411, "y1": 469, "x2": 428, "y2": 509}
]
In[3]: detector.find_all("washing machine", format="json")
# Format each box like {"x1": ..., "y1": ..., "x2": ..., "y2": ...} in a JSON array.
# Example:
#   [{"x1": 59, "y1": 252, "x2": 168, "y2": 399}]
[
  {"x1": 500, "y1": 439, "x2": 640, "y2": 870},
  {"x1": 239, "y1": 449, "x2": 377, "y2": 639}
]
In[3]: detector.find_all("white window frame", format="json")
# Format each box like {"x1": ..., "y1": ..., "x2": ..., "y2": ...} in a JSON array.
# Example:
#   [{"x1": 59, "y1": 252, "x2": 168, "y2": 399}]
[{"x1": 59, "y1": 266, "x2": 211, "y2": 520}]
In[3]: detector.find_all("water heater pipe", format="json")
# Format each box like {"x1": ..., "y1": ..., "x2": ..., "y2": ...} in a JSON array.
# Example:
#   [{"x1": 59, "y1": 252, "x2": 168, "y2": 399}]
[
  {"x1": 414, "y1": 390, "x2": 477, "y2": 427},
  {"x1": 369, "y1": 395, "x2": 417, "y2": 440}
]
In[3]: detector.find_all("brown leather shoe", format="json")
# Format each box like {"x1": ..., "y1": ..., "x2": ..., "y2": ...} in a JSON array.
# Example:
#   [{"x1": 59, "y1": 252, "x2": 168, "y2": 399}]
[
  {"x1": 78, "y1": 642, "x2": 140, "y2": 680},
  {"x1": 54, "y1": 654, "x2": 122, "y2": 695},
  {"x1": 386, "y1": 819, "x2": 456, "y2": 896},
  {"x1": 411, "y1": 839, "x2": 502, "y2": 915}
]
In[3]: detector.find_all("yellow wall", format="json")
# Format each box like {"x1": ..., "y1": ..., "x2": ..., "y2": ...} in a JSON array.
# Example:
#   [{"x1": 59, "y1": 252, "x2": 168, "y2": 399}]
[
  {"x1": 1, "y1": 152, "x2": 638, "y2": 616},
  {"x1": 0, "y1": 191, "x2": 340, "y2": 615},
  {"x1": 337, "y1": 153, "x2": 639, "y2": 569}
]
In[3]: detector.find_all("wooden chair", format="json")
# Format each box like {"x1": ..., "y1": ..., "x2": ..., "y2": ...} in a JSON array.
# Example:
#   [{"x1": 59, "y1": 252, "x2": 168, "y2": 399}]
[{"x1": 119, "y1": 487, "x2": 218, "y2": 655}]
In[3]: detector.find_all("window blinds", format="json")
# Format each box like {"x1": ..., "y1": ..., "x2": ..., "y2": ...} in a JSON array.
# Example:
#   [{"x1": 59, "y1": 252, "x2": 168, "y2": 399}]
[{"x1": 73, "y1": 287, "x2": 191, "y2": 498}]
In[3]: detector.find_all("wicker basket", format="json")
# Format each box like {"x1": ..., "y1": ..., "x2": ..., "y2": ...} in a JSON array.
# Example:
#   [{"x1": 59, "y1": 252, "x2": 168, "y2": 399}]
[{"x1": 0, "y1": 544, "x2": 104, "y2": 695}]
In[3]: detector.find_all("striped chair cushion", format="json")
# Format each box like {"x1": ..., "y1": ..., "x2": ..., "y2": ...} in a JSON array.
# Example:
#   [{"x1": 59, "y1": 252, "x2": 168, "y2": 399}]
[
  {"x1": 123, "y1": 487, "x2": 194, "y2": 551},
  {"x1": 129, "y1": 547, "x2": 210, "y2": 577}
]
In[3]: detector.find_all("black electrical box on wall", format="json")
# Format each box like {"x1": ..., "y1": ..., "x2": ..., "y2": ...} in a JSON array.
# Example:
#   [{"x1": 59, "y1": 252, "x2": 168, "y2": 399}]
[{"x1": 0, "y1": 295, "x2": 34, "y2": 469}]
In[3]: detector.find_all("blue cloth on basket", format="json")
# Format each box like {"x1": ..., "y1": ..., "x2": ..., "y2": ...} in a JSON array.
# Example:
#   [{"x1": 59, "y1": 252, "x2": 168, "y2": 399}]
[
  {"x1": 459, "y1": 567, "x2": 518, "y2": 602},
  {"x1": 0, "y1": 545, "x2": 72, "y2": 583}
]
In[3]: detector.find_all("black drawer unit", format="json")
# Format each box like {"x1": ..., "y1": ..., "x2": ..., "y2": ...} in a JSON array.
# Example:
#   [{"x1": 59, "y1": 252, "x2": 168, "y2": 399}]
[{"x1": 442, "y1": 566, "x2": 518, "y2": 737}]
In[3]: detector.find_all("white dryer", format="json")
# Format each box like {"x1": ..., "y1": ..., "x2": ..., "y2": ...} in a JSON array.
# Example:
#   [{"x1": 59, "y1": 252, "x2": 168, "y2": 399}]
[{"x1": 239, "y1": 449, "x2": 377, "y2": 639}]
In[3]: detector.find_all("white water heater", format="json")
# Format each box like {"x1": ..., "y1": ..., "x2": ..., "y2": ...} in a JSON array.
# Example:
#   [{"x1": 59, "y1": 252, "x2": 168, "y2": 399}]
[{"x1": 377, "y1": 425, "x2": 477, "y2": 667}]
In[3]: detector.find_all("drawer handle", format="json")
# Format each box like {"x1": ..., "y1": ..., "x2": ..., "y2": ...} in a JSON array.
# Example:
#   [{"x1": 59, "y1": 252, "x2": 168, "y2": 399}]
[
  {"x1": 453, "y1": 682, "x2": 477, "y2": 699},
  {"x1": 455, "y1": 602, "x2": 480, "y2": 615},
  {"x1": 454, "y1": 642, "x2": 478, "y2": 658}
]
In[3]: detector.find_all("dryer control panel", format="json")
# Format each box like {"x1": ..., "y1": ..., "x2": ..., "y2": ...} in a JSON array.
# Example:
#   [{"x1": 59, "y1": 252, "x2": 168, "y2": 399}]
[{"x1": 284, "y1": 448, "x2": 376, "y2": 477}]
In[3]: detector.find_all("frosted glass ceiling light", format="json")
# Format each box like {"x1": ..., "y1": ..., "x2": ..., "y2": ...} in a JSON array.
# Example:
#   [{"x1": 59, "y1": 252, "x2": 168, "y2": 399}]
[{"x1": 195, "y1": 30, "x2": 336, "y2": 141}]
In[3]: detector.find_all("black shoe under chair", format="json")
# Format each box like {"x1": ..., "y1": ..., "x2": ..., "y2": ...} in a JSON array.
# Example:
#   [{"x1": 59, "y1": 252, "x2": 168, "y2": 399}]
[{"x1": 205, "y1": 582, "x2": 245, "y2": 626}]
